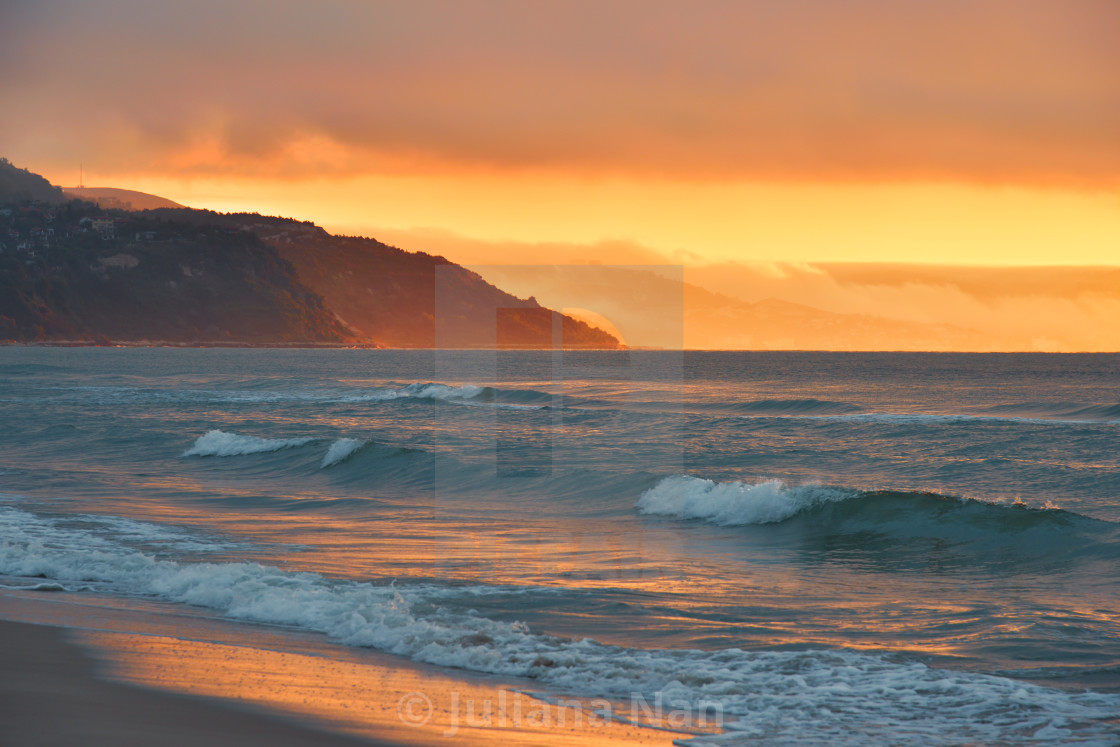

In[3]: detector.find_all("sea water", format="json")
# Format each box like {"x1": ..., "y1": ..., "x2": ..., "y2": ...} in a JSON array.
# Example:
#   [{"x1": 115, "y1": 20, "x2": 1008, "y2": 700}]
[{"x1": 1, "y1": 348, "x2": 1118, "y2": 745}]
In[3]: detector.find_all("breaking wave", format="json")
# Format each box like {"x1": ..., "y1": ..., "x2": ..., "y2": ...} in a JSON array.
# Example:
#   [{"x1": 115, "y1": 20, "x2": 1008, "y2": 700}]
[
  {"x1": 635, "y1": 475, "x2": 1101, "y2": 530},
  {"x1": 182, "y1": 430, "x2": 315, "y2": 457},
  {"x1": 637, "y1": 475, "x2": 852, "y2": 525},
  {"x1": 1, "y1": 504, "x2": 1116, "y2": 746},
  {"x1": 321, "y1": 438, "x2": 367, "y2": 468},
  {"x1": 636, "y1": 476, "x2": 1120, "y2": 574}
]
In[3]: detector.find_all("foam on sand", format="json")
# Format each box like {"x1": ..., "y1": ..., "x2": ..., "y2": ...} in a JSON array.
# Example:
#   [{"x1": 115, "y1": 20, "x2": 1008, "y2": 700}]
[{"x1": 1, "y1": 505, "x2": 1116, "y2": 746}]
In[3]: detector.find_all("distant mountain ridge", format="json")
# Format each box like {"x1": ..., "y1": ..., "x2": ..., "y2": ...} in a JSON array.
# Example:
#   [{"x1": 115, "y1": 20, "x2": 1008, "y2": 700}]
[
  {"x1": 475, "y1": 264, "x2": 986, "y2": 351},
  {"x1": 0, "y1": 158, "x2": 620, "y2": 348},
  {"x1": 63, "y1": 187, "x2": 184, "y2": 211}
]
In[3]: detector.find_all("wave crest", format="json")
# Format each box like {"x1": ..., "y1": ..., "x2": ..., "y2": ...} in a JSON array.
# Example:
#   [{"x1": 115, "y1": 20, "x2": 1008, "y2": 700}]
[
  {"x1": 637, "y1": 476, "x2": 852, "y2": 525},
  {"x1": 980, "y1": 401, "x2": 1120, "y2": 422},
  {"x1": 182, "y1": 430, "x2": 314, "y2": 457},
  {"x1": 635, "y1": 477, "x2": 1118, "y2": 575},
  {"x1": 321, "y1": 438, "x2": 367, "y2": 468}
]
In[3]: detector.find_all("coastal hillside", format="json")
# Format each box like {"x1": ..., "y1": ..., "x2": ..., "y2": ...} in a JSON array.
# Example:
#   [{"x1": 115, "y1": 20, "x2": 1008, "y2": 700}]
[
  {"x1": 145, "y1": 209, "x2": 620, "y2": 348},
  {"x1": 0, "y1": 160, "x2": 619, "y2": 347},
  {"x1": 0, "y1": 198, "x2": 359, "y2": 344}
]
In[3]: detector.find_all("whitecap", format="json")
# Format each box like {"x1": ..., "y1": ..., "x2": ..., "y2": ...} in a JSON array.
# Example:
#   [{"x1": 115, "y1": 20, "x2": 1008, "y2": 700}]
[
  {"x1": 321, "y1": 438, "x2": 367, "y2": 468},
  {"x1": 637, "y1": 475, "x2": 853, "y2": 526},
  {"x1": 182, "y1": 430, "x2": 314, "y2": 457}
]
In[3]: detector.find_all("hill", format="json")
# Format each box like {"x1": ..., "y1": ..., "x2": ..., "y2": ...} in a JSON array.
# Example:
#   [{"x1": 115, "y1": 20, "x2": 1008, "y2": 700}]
[
  {"x1": 0, "y1": 200, "x2": 360, "y2": 344},
  {"x1": 0, "y1": 158, "x2": 66, "y2": 205},
  {"x1": 63, "y1": 187, "x2": 185, "y2": 211},
  {"x1": 0, "y1": 160, "x2": 619, "y2": 348},
  {"x1": 145, "y1": 209, "x2": 619, "y2": 348}
]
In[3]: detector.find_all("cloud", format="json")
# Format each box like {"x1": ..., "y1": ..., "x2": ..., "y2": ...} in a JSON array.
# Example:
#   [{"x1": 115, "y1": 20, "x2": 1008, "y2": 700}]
[
  {"x1": 684, "y1": 262, "x2": 1120, "y2": 351},
  {"x1": 3, "y1": 0, "x2": 1118, "y2": 185},
  {"x1": 326, "y1": 228, "x2": 1120, "y2": 350},
  {"x1": 361, "y1": 227, "x2": 692, "y2": 266}
]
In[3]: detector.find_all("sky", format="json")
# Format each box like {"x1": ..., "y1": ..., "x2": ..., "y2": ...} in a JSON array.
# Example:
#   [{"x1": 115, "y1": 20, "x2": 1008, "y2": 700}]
[{"x1": 2, "y1": 1, "x2": 1119, "y2": 348}]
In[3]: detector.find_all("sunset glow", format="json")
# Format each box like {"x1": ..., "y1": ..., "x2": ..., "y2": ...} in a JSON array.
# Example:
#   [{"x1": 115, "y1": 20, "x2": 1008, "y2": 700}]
[
  {"x1": 95, "y1": 173, "x2": 1120, "y2": 268},
  {"x1": 4, "y1": 5, "x2": 1120, "y2": 739},
  {"x1": 3, "y1": 0, "x2": 1118, "y2": 349},
  {"x1": 5, "y1": 1, "x2": 1117, "y2": 268}
]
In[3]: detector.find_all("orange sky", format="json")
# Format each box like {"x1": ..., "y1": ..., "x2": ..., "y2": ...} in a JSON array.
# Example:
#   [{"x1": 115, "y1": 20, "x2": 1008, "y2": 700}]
[{"x1": 3, "y1": 0, "x2": 1117, "y2": 271}]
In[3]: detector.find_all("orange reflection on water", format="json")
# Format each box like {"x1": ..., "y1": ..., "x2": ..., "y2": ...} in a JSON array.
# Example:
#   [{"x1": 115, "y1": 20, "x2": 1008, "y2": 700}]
[
  {"x1": 73, "y1": 493, "x2": 1074, "y2": 666},
  {"x1": 83, "y1": 491, "x2": 710, "y2": 593},
  {"x1": 83, "y1": 630, "x2": 685, "y2": 747}
]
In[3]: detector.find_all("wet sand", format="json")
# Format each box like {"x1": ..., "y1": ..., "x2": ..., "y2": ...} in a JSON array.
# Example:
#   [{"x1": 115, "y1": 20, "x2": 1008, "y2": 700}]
[
  {"x1": 0, "y1": 592, "x2": 686, "y2": 747},
  {"x1": 0, "y1": 618, "x2": 397, "y2": 747}
]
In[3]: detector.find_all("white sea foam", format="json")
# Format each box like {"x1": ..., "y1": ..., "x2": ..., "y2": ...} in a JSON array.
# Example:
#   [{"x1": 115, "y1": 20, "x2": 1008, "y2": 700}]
[
  {"x1": 71, "y1": 514, "x2": 244, "y2": 553},
  {"x1": 343, "y1": 383, "x2": 543, "y2": 409},
  {"x1": 321, "y1": 438, "x2": 367, "y2": 468},
  {"x1": 637, "y1": 475, "x2": 852, "y2": 526},
  {"x1": 0, "y1": 581, "x2": 69, "y2": 591},
  {"x1": 331, "y1": 382, "x2": 484, "y2": 403},
  {"x1": 399, "y1": 382, "x2": 483, "y2": 400},
  {"x1": 0, "y1": 505, "x2": 1116, "y2": 746},
  {"x1": 0, "y1": 507, "x2": 236, "y2": 561},
  {"x1": 182, "y1": 430, "x2": 315, "y2": 457}
]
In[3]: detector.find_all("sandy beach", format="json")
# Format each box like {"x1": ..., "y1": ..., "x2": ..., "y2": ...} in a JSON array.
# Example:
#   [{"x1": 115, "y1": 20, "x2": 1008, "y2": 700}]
[
  {"x1": 0, "y1": 590, "x2": 685, "y2": 747},
  {"x1": 0, "y1": 618, "x2": 396, "y2": 747}
]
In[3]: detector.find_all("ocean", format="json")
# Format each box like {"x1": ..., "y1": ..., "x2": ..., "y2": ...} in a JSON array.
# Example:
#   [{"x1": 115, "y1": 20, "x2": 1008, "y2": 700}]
[{"x1": 1, "y1": 347, "x2": 1118, "y2": 745}]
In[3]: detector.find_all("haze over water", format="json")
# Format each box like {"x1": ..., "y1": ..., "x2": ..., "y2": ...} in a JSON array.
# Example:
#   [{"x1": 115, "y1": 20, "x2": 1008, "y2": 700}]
[{"x1": 2, "y1": 348, "x2": 1119, "y2": 745}]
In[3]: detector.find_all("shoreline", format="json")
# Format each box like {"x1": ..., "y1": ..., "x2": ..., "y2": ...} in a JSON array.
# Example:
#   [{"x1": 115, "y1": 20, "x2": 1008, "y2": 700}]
[
  {"x1": 0, "y1": 590, "x2": 686, "y2": 747},
  {"x1": 0, "y1": 618, "x2": 398, "y2": 747}
]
